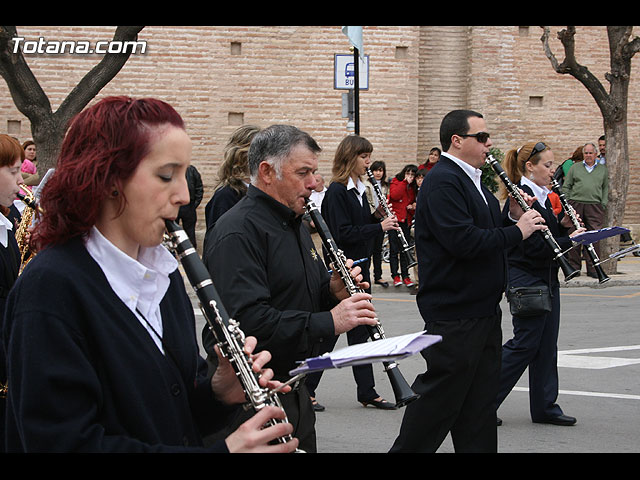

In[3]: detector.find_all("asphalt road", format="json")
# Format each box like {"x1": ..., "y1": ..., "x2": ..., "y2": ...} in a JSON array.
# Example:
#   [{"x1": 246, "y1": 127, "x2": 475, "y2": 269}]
[{"x1": 192, "y1": 283, "x2": 640, "y2": 453}]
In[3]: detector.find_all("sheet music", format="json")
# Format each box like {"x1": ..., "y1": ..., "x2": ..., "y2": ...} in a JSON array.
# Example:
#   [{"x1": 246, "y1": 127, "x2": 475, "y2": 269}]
[
  {"x1": 289, "y1": 331, "x2": 442, "y2": 376},
  {"x1": 571, "y1": 226, "x2": 629, "y2": 245},
  {"x1": 609, "y1": 243, "x2": 640, "y2": 259}
]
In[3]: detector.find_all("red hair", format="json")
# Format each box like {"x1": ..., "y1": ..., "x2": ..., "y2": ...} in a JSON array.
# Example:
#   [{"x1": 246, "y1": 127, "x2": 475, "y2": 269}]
[
  {"x1": 0, "y1": 134, "x2": 25, "y2": 167},
  {"x1": 32, "y1": 96, "x2": 185, "y2": 249}
]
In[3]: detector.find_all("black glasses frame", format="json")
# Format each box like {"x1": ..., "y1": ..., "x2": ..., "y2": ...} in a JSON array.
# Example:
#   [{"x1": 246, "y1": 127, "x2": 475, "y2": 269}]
[{"x1": 459, "y1": 132, "x2": 491, "y2": 143}]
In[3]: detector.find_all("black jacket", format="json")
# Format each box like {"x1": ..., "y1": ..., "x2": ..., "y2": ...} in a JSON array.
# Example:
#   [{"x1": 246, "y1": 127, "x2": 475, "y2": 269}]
[
  {"x1": 414, "y1": 155, "x2": 523, "y2": 321},
  {"x1": 321, "y1": 181, "x2": 381, "y2": 273},
  {"x1": 502, "y1": 183, "x2": 572, "y2": 286},
  {"x1": 203, "y1": 185, "x2": 337, "y2": 380}
]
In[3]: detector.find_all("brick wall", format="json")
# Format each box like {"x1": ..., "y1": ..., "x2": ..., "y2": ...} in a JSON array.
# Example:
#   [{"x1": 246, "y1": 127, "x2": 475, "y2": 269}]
[{"x1": 2, "y1": 25, "x2": 639, "y2": 242}]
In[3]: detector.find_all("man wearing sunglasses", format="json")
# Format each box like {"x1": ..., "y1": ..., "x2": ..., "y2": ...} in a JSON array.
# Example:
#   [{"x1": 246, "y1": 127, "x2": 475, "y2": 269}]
[{"x1": 390, "y1": 109, "x2": 546, "y2": 453}]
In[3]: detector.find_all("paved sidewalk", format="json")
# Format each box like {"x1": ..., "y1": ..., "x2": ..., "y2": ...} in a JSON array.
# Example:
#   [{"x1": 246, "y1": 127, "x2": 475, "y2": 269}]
[{"x1": 370, "y1": 250, "x2": 640, "y2": 295}]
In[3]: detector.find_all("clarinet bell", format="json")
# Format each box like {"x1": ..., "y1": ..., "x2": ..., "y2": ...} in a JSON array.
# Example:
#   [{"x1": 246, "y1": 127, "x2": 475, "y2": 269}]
[
  {"x1": 593, "y1": 264, "x2": 610, "y2": 284},
  {"x1": 557, "y1": 255, "x2": 580, "y2": 281},
  {"x1": 403, "y1": 246, "x2": 418, "y2": 269},
  {"x1": 386, "y1": 363, "x2": 419, "y2": 408}
]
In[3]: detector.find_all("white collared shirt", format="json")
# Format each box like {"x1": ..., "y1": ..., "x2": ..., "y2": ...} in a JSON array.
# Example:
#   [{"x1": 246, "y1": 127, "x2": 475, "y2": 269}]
[
  {"x1": 84, "y1": 226, "x2": 178, "y2": 354},
  {"x1": 442, "y1": 152, "x2": 487, "y2": 204},
  {"x1": 520, "y1": 175, "x2": 550, "y2": 210},
  {"x1": 0, "y1": 212, "x2": 13, "y2": 248},
  {"x1": 583, "y1": 160, "x2": 596, "y2": 173},
  {"x1": 347, "y1": 176, "x2": 367, "y2": 206},
  {"x1": 309, "y1": 187, "x2": 327, "y2": 211}
]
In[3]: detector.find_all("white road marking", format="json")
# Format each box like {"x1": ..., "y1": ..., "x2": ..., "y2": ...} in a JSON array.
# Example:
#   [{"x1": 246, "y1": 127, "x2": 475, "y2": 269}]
[
  {"x1": 513, "y1": 387, "x2": 640, "y2": 401},
  {"x1": 514, "y1": 345, "x2": 640, "y2": 401},
  {"x1": 558, "y1": 345, "x2": 640, "y2": 369}
]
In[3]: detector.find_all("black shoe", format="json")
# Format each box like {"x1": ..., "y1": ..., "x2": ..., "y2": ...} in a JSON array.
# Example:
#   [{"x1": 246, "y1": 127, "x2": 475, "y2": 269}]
[
  {"x1": 533, "y1": 414, "x2": 577, "y2": 426},
  {"x1": 360, "y1": 398, "x2": 397, "y2": 410},
  {"x1": 586, "y1": 271, "x2": 598, "y2": 279},
  {"x1": 374, "y1": 279, "x2": 389, "y2": 288},
  {"x1": 310, "y1": 397, "x2": 325, "y2": 412},
  {"x1": 497, "y1": 417, "x2": 502, "y2": 426}
]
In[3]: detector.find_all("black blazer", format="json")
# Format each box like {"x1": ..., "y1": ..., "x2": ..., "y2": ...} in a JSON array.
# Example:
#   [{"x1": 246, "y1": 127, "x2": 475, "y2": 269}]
[
  {"x1": 414, "y1": 155, "x2": 523, "y2": 321},
  {"x1": 502, "y1": 183, "x2": 572, "y2": 286},
  {"x1": 321, "y1": 181, "x2": 381, "y2": 270}
]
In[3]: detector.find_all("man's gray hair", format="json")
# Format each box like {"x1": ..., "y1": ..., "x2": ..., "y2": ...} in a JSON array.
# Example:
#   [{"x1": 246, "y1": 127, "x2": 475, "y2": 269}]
[{"x1": 248, "y1": 124, "x2": 321, "y2": 182}]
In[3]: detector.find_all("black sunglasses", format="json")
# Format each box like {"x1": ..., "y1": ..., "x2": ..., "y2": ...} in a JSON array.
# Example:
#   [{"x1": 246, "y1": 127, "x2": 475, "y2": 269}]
[
  {"x1": 527, "y1": 142, "x2": 547, "y2": 161},
  {"x1": 459, "y1": 132, "x2": 491, "y2": 143}
]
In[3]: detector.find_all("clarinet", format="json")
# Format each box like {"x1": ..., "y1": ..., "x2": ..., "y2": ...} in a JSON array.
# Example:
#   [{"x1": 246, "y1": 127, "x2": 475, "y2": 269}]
[
  {"x1": 551, "y1": 180, "x2": 610, "y2": 284},
  {"x1": 304, "y1": 199, "x2": 419, "y2": 408},
  {"x1": 164, "y1": 220, "x2": 304, "y2": 452},
  {"x1": 485, "y1": 154, "x2": 580, "y2": 281},
  {"x1": 365, "y1": 168, "x2": 417, "y2": 268}
]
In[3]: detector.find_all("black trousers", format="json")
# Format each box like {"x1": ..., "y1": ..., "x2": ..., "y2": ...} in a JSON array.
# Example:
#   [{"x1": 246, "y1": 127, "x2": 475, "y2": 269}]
[
  {"x1": 371, "y1": 230, "x2": 385, "y2": 281},
  {"x1": 497, "y1": 272, "x2": 563, "y2": 421},
  {"x1": 389, "y1": 222, "x2": 411, "y2": 279},
  {"x1": 389, "y1": 313, "x2": 502, "y2": 453},
  {"x1": 306, "y1": 260, "x2": 379, "y2": 403},
  {"x1": 567, "y1": 201, "x2": 605, "y2": 274}
]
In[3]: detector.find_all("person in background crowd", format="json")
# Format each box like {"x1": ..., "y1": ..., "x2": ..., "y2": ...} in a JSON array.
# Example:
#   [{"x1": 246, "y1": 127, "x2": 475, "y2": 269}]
[
  {"x1": 176, "y1": 164, "x2": 203, "y2": 248},
  {"x1": 320, "y1": 135, "x2": 400, "y2": 412},
  {"x1": 597, "y1": 135, "x2": 606, "y2": 165},
  {"x1": 0, "y1": 134, "x2": 25, "y2": 452},
  {"x1": 388, "y1": 164, "x2": 418, "y2": 288},
  {"x1": 418, "y1": 147, "x2": 441, "y2": 174},
  {"x1": 365, "y1": 160, "x2": 390, "y2": 288},
  {"x1": 563, "y1": 142, "x2": 608, "y2": 278}
]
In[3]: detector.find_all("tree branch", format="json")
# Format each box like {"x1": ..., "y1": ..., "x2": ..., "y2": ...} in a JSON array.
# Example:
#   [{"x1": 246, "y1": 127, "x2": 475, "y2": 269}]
[
  {"x1": 540, "y1": 26, "x2": 612, "y2": 118},
  {"x1": 0, "y1": 26, "x2": 52, "y2": 119},
  {"x1": 55, "y1": 26, "x2": 145, "y2": 129}
]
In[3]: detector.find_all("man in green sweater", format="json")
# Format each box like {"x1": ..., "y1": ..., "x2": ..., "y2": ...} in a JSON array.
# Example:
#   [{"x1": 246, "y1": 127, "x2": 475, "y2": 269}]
[{"x1": 563, "y1": 142, "x2": 609, "y2": 278}]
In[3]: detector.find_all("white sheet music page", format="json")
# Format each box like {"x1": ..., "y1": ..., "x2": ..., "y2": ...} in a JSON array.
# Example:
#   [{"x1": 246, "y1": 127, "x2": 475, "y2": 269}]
[{"x1": 289, "y1": 331, "x2": 442, "y2": 376}]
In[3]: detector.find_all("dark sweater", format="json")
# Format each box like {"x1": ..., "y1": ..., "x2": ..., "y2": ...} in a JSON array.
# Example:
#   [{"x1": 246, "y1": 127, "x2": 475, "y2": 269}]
[
  {"x1": 321, "y1": 181, "x2": 381, "y2": 267},
  {"x1": 414, "y1": 156, "x2": 523, "y2": 321},
  {"x1": 502, "y1": 183, "x2": 573, "y2": 286},
  {"x1": 2, "y1": 237, "x2": 236, "y2": 452}
]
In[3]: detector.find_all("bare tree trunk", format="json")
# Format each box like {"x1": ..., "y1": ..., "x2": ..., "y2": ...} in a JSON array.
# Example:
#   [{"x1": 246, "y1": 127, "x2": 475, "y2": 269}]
[
  {"x1": 0, "y1": 26, "x2": 145, "y2": 174},
  {"x1": 541, "y1": 26, "x2": 640, "y2": 274}
]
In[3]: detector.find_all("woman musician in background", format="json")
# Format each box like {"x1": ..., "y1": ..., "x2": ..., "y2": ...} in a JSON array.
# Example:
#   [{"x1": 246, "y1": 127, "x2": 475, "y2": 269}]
[
  {"x1": 318, "y1": 134, "x2": 400, "y2": 410},
  {"x1": 1, "y1": 96, "x2": 297, "y2": 453},
  {"x1": 0, "y1": 134, "x2": 26, "y2": 451},
  {"x1": 496, "y1": 142, "x2": 584, "y2": 427}
]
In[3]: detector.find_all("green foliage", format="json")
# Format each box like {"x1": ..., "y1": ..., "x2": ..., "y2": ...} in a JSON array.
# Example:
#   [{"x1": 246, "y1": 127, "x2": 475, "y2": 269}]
[{"x1": 481, "y1": 147, "x2": 503, "y2": 193}]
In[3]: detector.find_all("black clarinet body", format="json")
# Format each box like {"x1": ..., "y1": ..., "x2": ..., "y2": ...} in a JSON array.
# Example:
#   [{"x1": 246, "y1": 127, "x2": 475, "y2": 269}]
[
  {"x1": 551, "y1": 180, "x2": 609, "y2": 284},
  {"x1": 365, "y1": 168, "x2": 417, "y2": 269},
  {"x1": 164, "y1": 220, "x2": 303, "y2": 452},
  {"x1": 485, "y1": 155, "x2": 580, "y2": 281},
  {"x1": 304, "y1": 199, "x2": 419, "y2": 408}
]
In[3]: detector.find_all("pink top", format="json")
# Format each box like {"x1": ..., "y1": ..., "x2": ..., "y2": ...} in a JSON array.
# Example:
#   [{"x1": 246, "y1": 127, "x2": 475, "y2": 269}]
[{"x1": 21, "y1": 158, "x2": 36, "y2": 174}]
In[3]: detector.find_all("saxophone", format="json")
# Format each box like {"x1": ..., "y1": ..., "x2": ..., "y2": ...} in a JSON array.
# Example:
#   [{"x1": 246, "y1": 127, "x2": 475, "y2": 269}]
[{"x1": 15, "y1": 185, "x2": 39, "y2": 274}]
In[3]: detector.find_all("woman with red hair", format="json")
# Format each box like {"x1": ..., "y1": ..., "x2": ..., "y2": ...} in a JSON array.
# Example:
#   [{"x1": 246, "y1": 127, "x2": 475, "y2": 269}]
[
  {"x1": 0, "y1": 134, "x2": 26, "y2": 451},
  {"x1": 2, "y1": 96, "x2": 298, "y2": 453}
]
